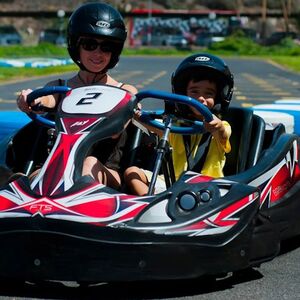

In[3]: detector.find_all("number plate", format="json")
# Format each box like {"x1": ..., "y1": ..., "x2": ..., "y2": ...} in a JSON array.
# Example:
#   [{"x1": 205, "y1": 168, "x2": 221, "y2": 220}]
[{"x1": 61, "y1": 85, "x2": 128, "y2": 114}]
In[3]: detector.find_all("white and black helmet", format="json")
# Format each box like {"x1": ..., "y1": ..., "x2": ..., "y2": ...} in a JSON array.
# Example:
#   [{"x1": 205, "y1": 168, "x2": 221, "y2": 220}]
[
  {"x1": 171, "y1": 53, "x2": 234, "y2": 113},
  {"x1": 67, "y1": 2, "x2": 127, "y2": 71}
]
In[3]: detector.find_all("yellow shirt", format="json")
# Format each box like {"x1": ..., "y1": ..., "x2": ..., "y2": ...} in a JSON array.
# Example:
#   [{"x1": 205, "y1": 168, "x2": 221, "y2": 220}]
[{"x1": 169, "y1": 121, "x2": 231, "y2": 179}]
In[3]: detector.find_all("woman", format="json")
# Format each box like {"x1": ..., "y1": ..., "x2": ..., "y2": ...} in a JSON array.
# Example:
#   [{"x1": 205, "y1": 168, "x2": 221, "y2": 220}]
[{"x1": 16, "y1": 2, "x2": 137, "y2": 190}]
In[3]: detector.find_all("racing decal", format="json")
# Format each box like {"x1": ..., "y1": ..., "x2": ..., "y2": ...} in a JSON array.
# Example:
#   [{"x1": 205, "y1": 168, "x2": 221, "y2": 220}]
[
  {"x1": 184, "y1": 172, "x2": 214, "y2": 183},
  {"x1": 61, "y1": 85, "x2": 132, "y2": 115},
  {"x1": 128, "y1": 192, "x2": 259, "y2": 236},
  {"x1": 135, "y1": 199, "x2": 172, "y2": 224},
  {"x1": 259, "y1": 165, "x2": 297, "y2": 208},
  {"x1": 285, "y1": 142, "x2": 299, "y2": 177},
  {"x1": 167, "y1": 192, "x2": 258, "y2": 236},
  {"x1": 251, "y1": 141, "x2": 300, "y2": 207},
  {"x1": 96, "y1": 21, "x2": 110, "y2": 28},
  {"x1": 61, "y1": 117, "x2": 101, "y2": 135},
  {"x1": 0, "y1": 182, "x2": 149, "y2": 224},
  {"x1": 31, "y1": 132, "x2": 87, "y2": 195},
  {"x1": 0, "y1": 181, "x2": 39, "y2": 212}
]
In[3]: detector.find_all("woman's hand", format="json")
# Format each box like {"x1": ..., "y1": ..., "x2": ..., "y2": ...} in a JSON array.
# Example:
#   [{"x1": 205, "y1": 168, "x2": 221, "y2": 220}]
[
  {"x1": 16, "y1": 89, "x2": 50, "y2": 114},
  {"x1": 16, "y1": 89, "x2": 33, "y2": 113},
  {"x1": 17, "y1": 89, "x2": 46, "y2": 114}
]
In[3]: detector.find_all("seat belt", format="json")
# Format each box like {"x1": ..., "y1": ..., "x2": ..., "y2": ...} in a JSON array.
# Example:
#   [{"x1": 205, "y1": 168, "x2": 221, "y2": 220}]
[{"x1": 183, "y1": 133, "x2": 212, "y2": 173}]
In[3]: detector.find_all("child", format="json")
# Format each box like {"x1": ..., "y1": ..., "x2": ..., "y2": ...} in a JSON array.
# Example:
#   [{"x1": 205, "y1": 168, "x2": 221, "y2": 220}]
[{"x1": 124, "y1": 53, "x2": 234, "y2": 195}]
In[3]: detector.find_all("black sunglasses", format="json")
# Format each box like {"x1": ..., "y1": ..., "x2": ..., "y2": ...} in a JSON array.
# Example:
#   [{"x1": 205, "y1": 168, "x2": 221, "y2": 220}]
[{"x1": 79, "y1": 38, "x2": 115, "y2": 52}]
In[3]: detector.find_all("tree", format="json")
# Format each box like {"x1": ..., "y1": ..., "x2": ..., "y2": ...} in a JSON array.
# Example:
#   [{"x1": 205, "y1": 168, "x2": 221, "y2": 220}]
[
  {"x1": 261, "y1": 0, "x2": 267, "y2": 39},
  {"x1": 281, "y1": 0, "x2": 289, "y2": 32}
]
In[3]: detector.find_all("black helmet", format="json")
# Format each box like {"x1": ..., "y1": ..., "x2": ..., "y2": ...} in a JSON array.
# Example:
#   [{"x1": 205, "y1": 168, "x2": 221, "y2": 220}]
[
  {"x1": 67, "y1": 2, "x2": 127, "y2": 71},
  {"x1": 171, "y1": 53, "x2": 234, "y2": 113}
]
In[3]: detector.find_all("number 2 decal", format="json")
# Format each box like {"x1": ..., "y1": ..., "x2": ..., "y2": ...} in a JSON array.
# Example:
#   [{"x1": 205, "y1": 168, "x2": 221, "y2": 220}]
[{"x1": 77, "y1": 92, "x2": 102, "y2": 105}]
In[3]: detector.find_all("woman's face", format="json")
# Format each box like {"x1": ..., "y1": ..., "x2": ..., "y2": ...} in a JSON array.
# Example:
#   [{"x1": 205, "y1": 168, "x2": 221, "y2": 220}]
[
  {"x1": 79, "y1": 37, "x2": 112, "y2": 72},
  {"x1": 186, "y1": 79, "x2": 217, "y2": 118}
]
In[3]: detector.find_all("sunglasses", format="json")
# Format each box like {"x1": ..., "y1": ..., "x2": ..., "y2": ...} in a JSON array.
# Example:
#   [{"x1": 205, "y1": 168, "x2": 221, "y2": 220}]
[{"x1": 79, "y1": 38, "x2": 115, "y2": 52}]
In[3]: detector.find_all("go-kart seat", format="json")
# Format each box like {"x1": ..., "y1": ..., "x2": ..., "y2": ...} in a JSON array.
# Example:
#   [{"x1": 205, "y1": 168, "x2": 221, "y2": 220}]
[
  {"x1": 258, "y1": 123, "x2": 286, "y2": 162},
  {"x1": 264, "y1": 123, "x2": 286, "y2": 149},
  {"x1": 223, "y1": 107, "x2": 265, "y2": 176},
  {"x1": 121, "y1": 121, "x2": 158, "y2": 172},
  {"x1": 246, "y1": 114, "x2": 266, "y2": 169}
]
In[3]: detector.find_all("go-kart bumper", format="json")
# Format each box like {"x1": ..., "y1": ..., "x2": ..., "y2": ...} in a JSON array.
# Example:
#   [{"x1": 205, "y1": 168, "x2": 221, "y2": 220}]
[{"x1": 0, "y1": 215, "x2": 279, "y2": 282}]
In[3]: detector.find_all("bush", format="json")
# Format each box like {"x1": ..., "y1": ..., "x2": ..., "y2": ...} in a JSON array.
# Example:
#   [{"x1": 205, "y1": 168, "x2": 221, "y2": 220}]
[{"x1": 208, "y1": 32, "x2": 300, "y2": 56}]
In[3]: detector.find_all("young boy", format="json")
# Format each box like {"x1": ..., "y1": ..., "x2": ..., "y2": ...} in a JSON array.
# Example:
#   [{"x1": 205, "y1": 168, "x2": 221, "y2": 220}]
[{"x1": 124, "y1": 53, "x2": 234, "y2": 195}]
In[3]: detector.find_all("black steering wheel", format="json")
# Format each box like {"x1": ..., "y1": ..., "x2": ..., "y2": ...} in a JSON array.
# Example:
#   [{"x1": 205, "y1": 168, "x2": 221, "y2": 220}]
[
  {"x1": 136, "y1": 90, "x2": 213, "y2": 134},
  {"x1": 26, "y1": 86, "x2": 71, "y2": 128}
]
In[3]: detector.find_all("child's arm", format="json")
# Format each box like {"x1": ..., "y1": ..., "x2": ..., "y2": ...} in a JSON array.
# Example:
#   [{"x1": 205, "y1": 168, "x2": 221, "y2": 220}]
[
  {"x1": 204, "y1": 115, "x2": 231, "y2": 149},
  {"x1": 134, "y1": 107, "x2": 163, "y2": 137}
]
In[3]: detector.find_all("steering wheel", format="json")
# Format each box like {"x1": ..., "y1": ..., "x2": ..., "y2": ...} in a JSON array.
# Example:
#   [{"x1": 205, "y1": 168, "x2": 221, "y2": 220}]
[
  {"x1": 136, "y1": 90, "x2": 213, "y2": 134},
  {"x1": 26, "y1": 86, "x2": 71, "y2": 128}
]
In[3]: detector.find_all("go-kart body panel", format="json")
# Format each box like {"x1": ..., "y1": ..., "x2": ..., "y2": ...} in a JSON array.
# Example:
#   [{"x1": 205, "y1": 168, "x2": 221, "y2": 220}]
[{"x1": 0, "y1": 85, "x2": 300, "y2": 282}]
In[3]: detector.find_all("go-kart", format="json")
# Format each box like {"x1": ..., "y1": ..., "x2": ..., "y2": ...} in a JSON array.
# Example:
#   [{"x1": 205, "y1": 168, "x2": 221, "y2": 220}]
[{"x1": 0, "y1": 84, "x2": 299, "y2": 283}]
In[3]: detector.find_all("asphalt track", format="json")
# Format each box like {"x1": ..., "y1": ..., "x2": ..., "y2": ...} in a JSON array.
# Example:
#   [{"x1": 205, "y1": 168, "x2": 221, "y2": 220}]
[
  {"x1": 0, "y1": 56, "x2": 300, "y2": 110},
  {"x1": 0, "y1": 56, "x2": 300, "y2": 299}
]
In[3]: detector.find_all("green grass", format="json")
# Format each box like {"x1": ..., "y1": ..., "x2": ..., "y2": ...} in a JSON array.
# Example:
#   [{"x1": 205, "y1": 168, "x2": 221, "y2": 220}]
[
  {"x1": 0, "y1": 65, "x2": 77, "y2": 82},
  {"x1": 0, "y1": 36, "x2": 299, "y2": 82},
  {"x1": 269, "y1": 56, "x2": 300, "y2": 72},
  {"x1": 0, "y1": 43, "x2": 68, "y2": 58}
]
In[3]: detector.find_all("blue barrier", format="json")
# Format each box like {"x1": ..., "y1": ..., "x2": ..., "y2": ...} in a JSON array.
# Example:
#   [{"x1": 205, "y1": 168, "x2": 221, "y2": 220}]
[
  {"x1": 0, "y1": 112, "x2": 31, "y2": 141},
  {"x1": 0, "y1": 58, "x2": 73, "y2": 68},
  {"x1": 253, "y1": 103, "x2": 300, "y2": 134}
]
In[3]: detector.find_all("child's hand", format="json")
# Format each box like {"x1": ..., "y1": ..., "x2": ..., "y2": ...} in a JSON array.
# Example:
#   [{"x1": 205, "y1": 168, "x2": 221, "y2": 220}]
[
  {"x1": 204, "y1": 115, "x2": 224, "y2": 133},
  {"x1": 204, "y1": 115, "x2": 228, "y2": 143},
  {"x1": 134, "y1": 103, "x2": 142, "y2": 119}
]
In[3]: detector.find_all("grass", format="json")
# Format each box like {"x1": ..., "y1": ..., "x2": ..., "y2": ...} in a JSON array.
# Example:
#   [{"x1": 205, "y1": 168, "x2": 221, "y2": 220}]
[
  {"x1": 0, "y1": 65, "x2": 77, "y2": 82},
  {"x1": 269, "y1": 56, "x2": 300, "y2": 73},
  {"x1": 0, "y1": 43, "x2": 68, "y2": 58},
  {"x1": 0, "y1": 36, "x2": 299, "y2": 82}
]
